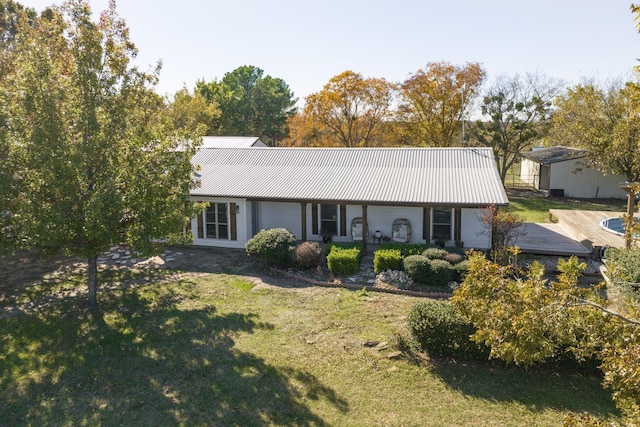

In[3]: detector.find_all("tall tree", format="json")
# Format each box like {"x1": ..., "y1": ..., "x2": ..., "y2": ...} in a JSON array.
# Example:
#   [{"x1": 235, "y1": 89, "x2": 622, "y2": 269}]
[
  {"x1": 3, "y1": 0, "x2": 203, "y2": 312},
  {"x1": 397, "y1": 61, "x2": 485, "y2": 147},
  {"x1": 472, "y1": 72, "x2": 562, "y2": 183},
  {"x1": 297, "y1": 70, "x2": 396, "y2": 147},
  {"x1": 551, "y1": 81, "x2": 640, "y2": 182},
  {"x1": 195, "y1": 65, "x2": 297, "y2": 146}
]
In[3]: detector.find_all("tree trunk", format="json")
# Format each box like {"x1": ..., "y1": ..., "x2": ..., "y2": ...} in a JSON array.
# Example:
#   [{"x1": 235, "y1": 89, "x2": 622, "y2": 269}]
[{"x1": 88, "y1": 254, "x2": 99, "y2": 313}]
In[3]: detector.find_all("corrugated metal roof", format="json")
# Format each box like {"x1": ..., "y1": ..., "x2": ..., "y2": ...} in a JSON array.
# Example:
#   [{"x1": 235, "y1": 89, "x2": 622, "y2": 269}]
[
  {"x1": 191, "y1": 147, "x2": 509, "y2": 206},
  {"x1": 200, "y1": 136, "x2": 266, "y2": 148},
  {"x1": 522, "y1": 146, "x2": 587, "y2": 164}
]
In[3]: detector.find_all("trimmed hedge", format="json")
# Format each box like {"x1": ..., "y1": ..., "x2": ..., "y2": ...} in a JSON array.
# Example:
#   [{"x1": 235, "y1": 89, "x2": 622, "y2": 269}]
[
  {"x1": 325, "y1": 242, "x2": 362, "y2": 259},
  {"x1": 422, "y1": 247, "x2": 448, "y2": 260},
  {"x1": 452, "y1": 260, "x2": 470, "y2": 282},
  {"x1": 327, "y1": 247, "x2": 362, "y2": 275},
  {"x1": 403, "y1": 255, "x2": 431, "y2": 283},
  {"x1": 245, "y1": 228, "x2": 296, "y2": 266},
  {"x1": 429, "y1": 259, "x2": 453, "y2": 285},
  {"x1": 379, "y1": 242, "x2": 427, "y2": 256},
  {"x1": 407, "y1": 300, "x2": 488, "y2": 359},
  {"x1": 373, "y1": 248, "x2": 402, "y2": 273}
]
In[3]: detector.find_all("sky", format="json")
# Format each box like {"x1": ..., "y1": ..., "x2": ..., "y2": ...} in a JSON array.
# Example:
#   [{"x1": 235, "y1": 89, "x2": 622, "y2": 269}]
[{"x1": 18, "y1": 0, "x2": 640, "y2": 105}]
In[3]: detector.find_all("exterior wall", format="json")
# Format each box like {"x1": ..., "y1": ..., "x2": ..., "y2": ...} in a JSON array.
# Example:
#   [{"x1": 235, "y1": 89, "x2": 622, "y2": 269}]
[
  {"x1": 460, "y1": 208, "x2": 491, "y2": 250},
  {"x1": 520, "y1": 158, "x2": 541, "y2": 189},
  {"x1": 190, "y1": 197, "x2": 248, "y2": 249},
  {"x1": 258, "y1": 201, "x2": 303, "y2": 238},
  {"x1": 549, "y1": 160, "x2": 626, "y2": 199}
]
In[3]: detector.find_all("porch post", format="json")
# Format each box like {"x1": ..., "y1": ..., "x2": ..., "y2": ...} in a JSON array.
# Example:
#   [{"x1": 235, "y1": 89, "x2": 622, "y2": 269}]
[
  {"x1": 362, "y1": 204, "x2": 368, "y2": 255},
  {"x1": 300, "y1": 202, "x2": 307, "y2": 241}
]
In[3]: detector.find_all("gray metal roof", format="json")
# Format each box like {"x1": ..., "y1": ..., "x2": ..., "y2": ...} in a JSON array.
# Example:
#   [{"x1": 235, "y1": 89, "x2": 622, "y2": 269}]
[
  {"x1": 191, "y1": 147, "x2": 509, "y2": 206},
  {"x1": 521, "y1": 146, "x2": 587, "y2": 164},
  {"x1": 200, "y1": 136, "x2": 266, "y2": 148}
]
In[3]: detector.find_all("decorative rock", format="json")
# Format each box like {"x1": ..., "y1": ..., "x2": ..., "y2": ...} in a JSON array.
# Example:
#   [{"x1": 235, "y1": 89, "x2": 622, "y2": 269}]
[
  {"x1": 111, "y1": 253, "x2": 120, "y2": 260},
  {"x1": 165, "y1": 257, "x2": 175, "y2": 262},
  {"x1": 387, "y1": 351, "x2": 402, "y2": 359},
  {"x1": 363, "y1": 341, "x2": 379, "y2": 347},
  {"x1": 375, "y1": 341, "x2": 389, "y2": 350}
]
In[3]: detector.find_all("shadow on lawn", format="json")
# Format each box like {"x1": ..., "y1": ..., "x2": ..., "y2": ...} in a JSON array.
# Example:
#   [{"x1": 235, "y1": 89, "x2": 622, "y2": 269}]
[
  {"x1": 428, "y1": 358, "x2": 619, "y2": 419},
  {"x1": 0, "y1": 283, "x2": 347, "y2": 426}
]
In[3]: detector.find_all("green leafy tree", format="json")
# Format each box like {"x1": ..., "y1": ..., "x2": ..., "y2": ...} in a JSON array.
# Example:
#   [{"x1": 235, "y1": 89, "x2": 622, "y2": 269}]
[
  {"x1": 551, "y1": 81, "x2": 640, "y2": 182},
  {"x1": 397, "y1": 61, "x2": 485, "y2": 147},
  {"x1": 472, "y1": 72, "x2": 562, "y2": 183},
  {"x1": 3, "y1": 0, "x2": 203, "y2": 311},
  {"x1": 196, "y1": 65, "x2": 297, "y2": 146}
]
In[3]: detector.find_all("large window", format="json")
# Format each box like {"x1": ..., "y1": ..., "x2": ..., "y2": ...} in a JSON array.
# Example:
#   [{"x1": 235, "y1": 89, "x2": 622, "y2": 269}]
[
  {"x1": 320, "y1": 204, "x2": 338, "y2": 236},
  {"x1": 432, "y1": 208, "x2": 452, "y2": 241},
  {"x1": 205, "y1": 203, "x2": 228, "y2": 239}
]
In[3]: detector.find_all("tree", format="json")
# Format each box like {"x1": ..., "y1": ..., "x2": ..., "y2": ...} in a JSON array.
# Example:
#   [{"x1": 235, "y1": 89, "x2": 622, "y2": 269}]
[
  {"x1": 451, "y1": 252, "x2": 640, "y2": 423},
  {"x1": 397, "y1": 61, "x2": 485, "y2": 147},
  {"x1": 196, "y1": 65, "x2": 297, "y2": 146},
  {"x1": 472, "y1": 72, "x2": 562, "y2": 183},
  {"x1": 3, "y1": 0, "x2": 203, "y2": 312},
  {"x1": 551, "y1": 81, "x2": 640, "y2": 182},
  {"x1": 298, "y1": 70, "x2": 396, "y2": 147}
]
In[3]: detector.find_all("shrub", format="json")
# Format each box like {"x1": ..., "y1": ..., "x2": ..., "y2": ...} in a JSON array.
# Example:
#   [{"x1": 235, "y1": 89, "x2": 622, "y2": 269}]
[
  {"x1": 443, "y1": 252, "x2": 464, "y2": 265},
  {"x1": 293, "y1": 241, "x2": 323, "y2": 269},
  {"x1": 326, "y1": 247, "x2": 361, "y2": 275},
  {"x1": 604, "y1": 247, "x2": 640, "y2": 284},
  {"x1": 422, "y1": 247, "x2": 448, "y2": 260},
  {"x1": 452, "y1": 260, "x2": 470, "y2": 282},
  {"x1": 245, "y1": 228, "x2": 296, "y2": 266},
  {"x1": 373, "y1": 249, "x2": 402, "y2": 273},
  {"x1": 406, "y1": 300, "x2": 488, "y2": 359},
  {"x1": 429, "y1": 259, "x2": 454, "y2": 286},
  {"x1": 379, "y1": 242, "x2": 404, "y2": 251},
  {"x1": 325, "y1": 242, "x2": 362, "y2": 260},
  {"x1": 404, "y1": 243, "x2": 428, "y2": 256},
  {"x1": 403, "y1": 255, "x2": 431, "y2": 283}
]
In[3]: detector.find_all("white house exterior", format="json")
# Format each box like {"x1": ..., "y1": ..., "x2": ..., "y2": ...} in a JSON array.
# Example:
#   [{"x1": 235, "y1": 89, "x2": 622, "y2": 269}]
[
  {"x1": 189, "y1": 147, "x2": 509, "y2": 251},
  {"x1": 200, "y1": 136, "x2": 267, "y2": 148},
  {"x1": 520, "y1": 146, "x2": 627, "y2": 199}
]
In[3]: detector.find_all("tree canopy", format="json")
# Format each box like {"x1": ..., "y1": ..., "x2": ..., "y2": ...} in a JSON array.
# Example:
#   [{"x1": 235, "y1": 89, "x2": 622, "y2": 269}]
[
  {"x1": 1, "y1": 0, "x2": 204, "y2": 311},
  {"x1": 196, "y1": 65, "x2": 297, "y2": 146},
  {"x1": 397, "y1": 61, "x2": 485, "y2": 147}
]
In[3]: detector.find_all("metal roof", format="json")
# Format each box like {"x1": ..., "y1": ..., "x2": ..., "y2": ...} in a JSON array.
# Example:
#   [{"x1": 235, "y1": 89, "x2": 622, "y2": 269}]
[
  {"x1": 200, "y1": 136, "x2": 266, "y2": 148},
  {"x1": 521, "y1": 146, "x2": 587, "y2": 164},
  {"x1": 191, "y1": 147, "x2": 509, "y2": 206}
]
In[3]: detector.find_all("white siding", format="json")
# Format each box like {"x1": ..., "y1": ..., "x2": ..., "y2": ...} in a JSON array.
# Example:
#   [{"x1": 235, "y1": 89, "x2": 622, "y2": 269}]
[
  {"x1": 549, "y1": 160, "x2": 626, "y2": 199},
  {"x1": 259, "y1": 202, "x2": 303, "y2": 239},
  {"x1": 190, "y1": 197, "x2": 247, "y2": 249},
  {"x1": 460, "y1": 208, "x2": 491, "y2": 250},
  {"x1": 520, "y1": 158, "x2": 540, "y2": 189}
]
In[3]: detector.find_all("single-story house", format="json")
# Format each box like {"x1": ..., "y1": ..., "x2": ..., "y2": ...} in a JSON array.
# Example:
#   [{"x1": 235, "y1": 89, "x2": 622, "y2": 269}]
[
  {"x1": 189, "y1": 147, "x2": 509, "y2": 251},
  {"x1": 200, "y1": 136, "x2": 267, "y2": 148},
  {"x1": 520, "y1": 146, "x2": 627, "y2": 199}
]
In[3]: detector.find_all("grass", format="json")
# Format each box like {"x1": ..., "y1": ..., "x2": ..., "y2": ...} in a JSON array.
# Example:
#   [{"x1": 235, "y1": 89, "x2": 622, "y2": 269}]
[
  {"x1": 0, "y1": 268, "x2": 620, "y2": 426},
  {"x1": 508, "y1": 194, "x2": 626, "y2": 223}
]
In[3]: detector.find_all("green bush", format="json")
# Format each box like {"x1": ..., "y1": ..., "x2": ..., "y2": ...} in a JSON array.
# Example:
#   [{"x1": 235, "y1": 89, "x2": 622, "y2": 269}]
[
  {"x1": 327, "y1": 247, "x2": 361, "y2": 275},
  {"x1": 406, "y1": 300, "x2": 488, "y2": 359},
  {"x1": 429, "y1": 259, "x2": 454, "y2": 286},
  {"x1": 245, "y1": 228, "x2": 296, "y2": 266},
  {"x1": 422, "y1": 247, "x2": 448, "y2": 260},
  {"x1": 404, "y1": 243, "x2": 428, "y2": 256},
  {"x1": 403, "y1": 255, "x2": 431, "y2": 283},
  {"x1": 373, "y1": 249, "x2": 402, "y2": 273},
  {"x1": 452, "y1": 260, "x2": 470, "y2": 282},
  {"x1": 293, "y1": 241, "x2": 323, "y2": 269},
  {"x1": 325, "y1": 242, "x2": 362, "y2": 260},
  {"x1": 603, "y1": 247, "x2": 640, "y2": 284},
  {"x1": 379, "y1": 242, "x2": 404, "y2": 251}
]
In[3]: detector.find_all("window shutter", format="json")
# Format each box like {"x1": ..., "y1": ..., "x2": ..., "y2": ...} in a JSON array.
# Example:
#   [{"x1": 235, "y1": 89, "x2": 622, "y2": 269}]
[
  {"x1": 311, "y1": 203, "x2": 318, "y2": 234},
  {"x1": 339, "y1": 204, "x2": 347, "y2": 236},
  {"x1": 454, "y1": 208, "x2": 462, "y2": 242},
  {"x1": 230, "y1": 203, "x2": 237, "y2": 241},
  {"x1": 423, "y1": 207, "x2": 431, "y2": 241},
  {"x1": 197, "y1": 210, "x2": 204, "y2": 239}
]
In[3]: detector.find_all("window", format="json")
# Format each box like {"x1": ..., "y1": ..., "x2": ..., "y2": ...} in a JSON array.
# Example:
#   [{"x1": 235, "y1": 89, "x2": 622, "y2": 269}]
[
  {"x1": 432, "y1": 208, "x2": 452, "y2": 241},
  {"x1": 205, "y1": 203, "x2": 228, "y2": 239},
  {"x1": 320, "y1": 204, "x2": 338, "y2": 236}
]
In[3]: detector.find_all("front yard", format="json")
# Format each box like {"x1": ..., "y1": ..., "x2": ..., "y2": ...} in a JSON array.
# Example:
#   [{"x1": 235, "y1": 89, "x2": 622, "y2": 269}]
[{"x1": 0, "y1": 252, "x2": 619, "y2": 426}]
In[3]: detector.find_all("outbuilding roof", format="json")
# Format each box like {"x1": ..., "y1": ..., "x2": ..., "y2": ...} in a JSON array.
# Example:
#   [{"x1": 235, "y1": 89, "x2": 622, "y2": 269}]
[
  {"x1": 521, "y1": 146, "x2": 587, "y2": 164},
  {"x1": 191, "y1": 147, "x2": 509, "y2": 206},
  {"x1": 200, "y1": 136, "x2": 266, "y2": 148}
]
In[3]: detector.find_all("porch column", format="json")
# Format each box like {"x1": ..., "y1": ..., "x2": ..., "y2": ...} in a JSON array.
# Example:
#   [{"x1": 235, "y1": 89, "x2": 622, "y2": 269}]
[
  {"x1": 362, "y1": 204, "x2": 368, "y2": 255},
  {"x1": 300, "y1": 202, "x2": 307, "y2": 241}
]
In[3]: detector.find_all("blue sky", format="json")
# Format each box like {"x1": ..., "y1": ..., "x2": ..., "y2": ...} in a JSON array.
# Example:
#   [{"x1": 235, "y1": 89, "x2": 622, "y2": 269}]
[{"x1": 19, "y1": 0, "x2": 640, "y2": 104}]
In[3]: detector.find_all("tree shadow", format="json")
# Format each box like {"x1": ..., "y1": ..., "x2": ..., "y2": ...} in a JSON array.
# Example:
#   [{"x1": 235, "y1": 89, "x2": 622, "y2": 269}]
[
  {"x1": 0, "y1": 284, "x2": 347, "y2": 425},
  {"x1": 428, "y1": 358, "x2": 619, "y2": 420}
]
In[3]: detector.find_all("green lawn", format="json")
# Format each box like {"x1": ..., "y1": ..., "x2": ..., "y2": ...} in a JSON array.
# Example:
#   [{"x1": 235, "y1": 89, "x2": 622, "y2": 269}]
[
  {"x1": 508, "y1": 194, "x2": 626, "y2": 223},
  {"x1": 0, "y1": 268, "x2": 619, "y2": 426}
]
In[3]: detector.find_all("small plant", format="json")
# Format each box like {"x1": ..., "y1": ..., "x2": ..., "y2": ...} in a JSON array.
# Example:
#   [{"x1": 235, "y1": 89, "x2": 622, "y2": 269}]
[
  {"x1": 245, "y1": 228, "x2": 296, "y2": 266},
  {"x1": 293, "y1": 241, "x2": 323, "y2": 269},
  {"x1": 406, "y1": 300, "x2": 488, "y2": 359},
  {"x1": 422, "y1": 247, "x2": 448, "y2": 260},
  {"x1": 356, "y1": 286, "x2": 370, "y2": 297},
  {"x1": 326, "y1": 246, "x2": 362, "y2": 275},
  {"x1": 403, "y1": 255, "x2": 431, "y2": 283},
  {"x1": 443, "y1": 252, "x2": 464, "y2": 265},
  {"x1": 373, "y1": 248, "x2": 402, "y2": 273}
]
